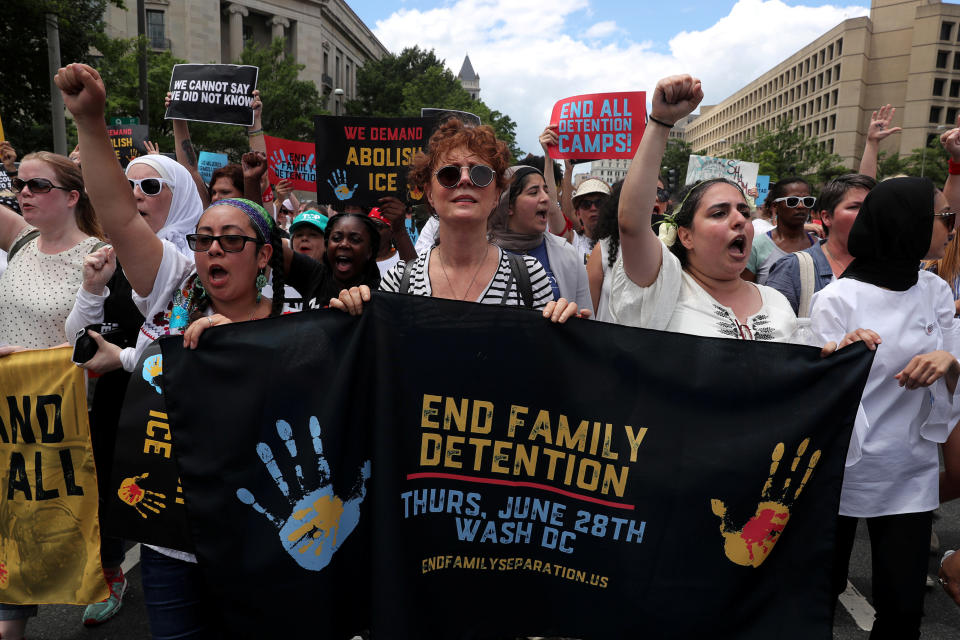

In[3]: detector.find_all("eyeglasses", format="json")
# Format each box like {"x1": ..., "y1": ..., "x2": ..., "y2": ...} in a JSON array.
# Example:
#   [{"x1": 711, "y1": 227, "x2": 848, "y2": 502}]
[
  {"x1": 576, "y1": 197, "x2": 605, "y2": 210},
  {"x1": 11, "y1": 178, "x2": 73, "y2": 194},
  {"x1": 185, "y1": 233, "x2": 261, "y2": 253},
  {"x1": 129, "y1": 177, "x2": 174, "y2": 196},
  {"x1": 773, "y1": 196, "x2": 816, "y2": 209},
  {"x1": 433, "y1": 164, "x2": 495, "y2": 189},
  {"x1": 656, "y1": 187, "x2": 671, "y2": 202},
  {"x1": 935, "y1": 211, "x2": 957, "y2": 232}
]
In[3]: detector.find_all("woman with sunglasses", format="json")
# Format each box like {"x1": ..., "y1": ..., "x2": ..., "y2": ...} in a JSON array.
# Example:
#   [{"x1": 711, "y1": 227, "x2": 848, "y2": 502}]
[
  {"x1": 333, "y1": 118, "x2": 588, "y2": 322},
  {"x1": 810, "y1": 177, "x2": 960, "y2": 639},
  {"x1": 743, "y1": 177, "x2": 819, "y2": 285},
  {"x1": 56, "y1": 62, "x2": 286, "y2": 638}
]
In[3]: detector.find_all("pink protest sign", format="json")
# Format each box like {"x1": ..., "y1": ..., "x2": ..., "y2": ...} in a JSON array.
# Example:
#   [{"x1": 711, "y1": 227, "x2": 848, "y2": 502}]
[{"x1": 547, "y1": 92, "x2": 646, "y2": 160}]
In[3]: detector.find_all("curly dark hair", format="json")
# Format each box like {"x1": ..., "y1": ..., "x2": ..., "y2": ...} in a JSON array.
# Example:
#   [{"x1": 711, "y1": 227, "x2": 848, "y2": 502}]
[{"x1": 407, "y1": 118, "x2": 511, "y2": 193}]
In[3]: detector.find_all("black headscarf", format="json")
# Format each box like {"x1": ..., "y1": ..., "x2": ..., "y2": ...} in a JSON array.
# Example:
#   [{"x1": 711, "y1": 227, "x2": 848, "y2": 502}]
[{"x1": 840, "y1": 177, "x2": 934, "y2": 291}]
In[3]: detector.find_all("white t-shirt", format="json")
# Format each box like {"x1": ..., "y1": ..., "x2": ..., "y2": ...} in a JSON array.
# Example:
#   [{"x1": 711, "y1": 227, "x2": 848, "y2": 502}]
[
  {"x1": 595, "y1": 237, "x2": 618, "y2": 323},
  {"x1": 571, "y1": 232, "x2": 594, "y2": 266},
  {"x1": 811, "y1": 272, "x2": 960, "y2": 517},
  {"x1": 0, "y1": 227, "x2": 100, "y2": 349},
  {"x1": 377, "y1": 251, "x2": 400, "y2": 278},
  {"x1": 751, "y1": 217, "x2": 774, "y2": 235},
  {"x1": 609, "y1": 240, "x2": 798, "y2": 342},
  {"x1": 414, "y1": 216, "x2": 439, "y2": 255}
]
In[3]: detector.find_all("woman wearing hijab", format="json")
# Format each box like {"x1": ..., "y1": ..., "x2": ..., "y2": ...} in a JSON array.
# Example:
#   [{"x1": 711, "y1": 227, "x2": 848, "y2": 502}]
[
  {"x1": 810, "y1": 177, "x2": 960, "y2": 639},
  {"x1": 488, "y1": 165, "x2": 593, "y2": 315}
]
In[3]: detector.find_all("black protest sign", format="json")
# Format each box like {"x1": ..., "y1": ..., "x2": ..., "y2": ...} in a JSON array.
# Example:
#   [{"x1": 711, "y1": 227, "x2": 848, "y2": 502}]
[
  {"x1": 314, "y1": 115, "x2": 430, "y2": 208},
  {"x1": 165, "y1": 64, "x2": 259, "y2": 126},
  {"x1": 102, "y1": 342, "x2": 193, "y2": 552},
  {"x1": 106, "y1": 124, "x2": 148, "y2": 168},
  {"x1": 160, "y1": 293, "x2": 873, "y2": 638}
]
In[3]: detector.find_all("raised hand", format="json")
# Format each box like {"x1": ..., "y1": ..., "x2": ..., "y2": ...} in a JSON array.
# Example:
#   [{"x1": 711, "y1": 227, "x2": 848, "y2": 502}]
[
  {"x1": 327, "y1": 169, "x2": 358, "y2": 201},
  {"x1": 81, "y1": 245, "x2": 116, "y2": 295},
  {"x1": 866, "y1": 104, "x2": 902, "y2": 142},
  {"x1": 54, "y1": 63, "x2": 107, "y2": 123},
  {"x1": 275, "y1": 178, "x2": 294, "y2": 202},
  {"x1": 650, "y1": 74, "x2": 704, "y2": 126},
  {"x1": 144, "y1": 140, "x2": 161, "y2": 155},
  {"x1": 236, "y1": 417, "x2": 371, "y2": 571},
  {"x1": 241, "y1": 151, "x2": 268, "y2": 181},
  {"x1": 710, "y1": 438, "x2": 820, "y2": 567},
  {"x1": 377, "y1": 196, "x2": 407, "y2": 227},
  {"x1": 118, "y1": 473, "x2": 167, "y2": 519},
  {"x1": 540, "y1": 125, "x2": 559, "y2": 152},
  {"x1": 941, "y1": 113, "x2": 960, "y2": 161}
]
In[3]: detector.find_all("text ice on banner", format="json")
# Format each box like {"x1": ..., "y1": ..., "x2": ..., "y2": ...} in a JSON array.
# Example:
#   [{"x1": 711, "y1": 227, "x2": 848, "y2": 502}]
[
  {"x1": 165, "y1": 64, "x2": 259, "y2": 127},
  {"x1": 547, "y1": 92, "x2": 646, "y2": 160}
]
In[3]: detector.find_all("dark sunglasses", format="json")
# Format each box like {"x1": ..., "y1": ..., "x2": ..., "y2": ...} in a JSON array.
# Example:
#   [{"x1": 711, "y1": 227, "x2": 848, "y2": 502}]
[
  {"x1": 576, "y1": 197, "x2": 605, "y2": 210},
  {"x1": 656, "y1": 187, "x2": 671, "y2": 202},
  {"x1": 773, "y1": 196, "x2": 816, "y2": 209},
  {"x1": 434, "y1": 164, "x2": 495, "y2": 189},
  {"x1": 129, "y1": 177, "x2": 174, "y2": 196},
  {"x1": 12, "y1": 177, "x2": 73, "y2": 194},
  {"x1": 186, "y1": 233, "x2": 261, "y2": 253},
  {"x1": 935, "y1": 211, "x2": 957, "y2": 232}
]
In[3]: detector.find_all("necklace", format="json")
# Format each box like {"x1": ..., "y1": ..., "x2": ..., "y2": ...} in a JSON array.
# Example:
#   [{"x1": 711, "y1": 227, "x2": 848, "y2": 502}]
[
  {"x1": 437, "y1": 244, "x2": 490, "y2": 301},
  {"x1": 822, "y1": 242, "x2": 849, "y2": 276}
]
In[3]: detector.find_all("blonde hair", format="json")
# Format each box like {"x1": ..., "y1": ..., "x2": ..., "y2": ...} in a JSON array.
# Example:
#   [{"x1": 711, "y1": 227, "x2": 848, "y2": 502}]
[{"x1": 21, "y1": 151, "x2": 103, "y2": 239}]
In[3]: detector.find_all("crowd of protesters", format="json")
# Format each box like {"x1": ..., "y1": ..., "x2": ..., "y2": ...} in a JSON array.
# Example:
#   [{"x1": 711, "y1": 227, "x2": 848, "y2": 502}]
[{"x1": 0, "y1": 61, "x2": 959, "y2": 639}]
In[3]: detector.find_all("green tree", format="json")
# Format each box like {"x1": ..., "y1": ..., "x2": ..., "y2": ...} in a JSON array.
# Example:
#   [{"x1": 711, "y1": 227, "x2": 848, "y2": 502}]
[
  {"x1": 347, "y1": 46, "x2": 520, "y2": 159},
  {"x1": 660, "y1": 138, "x2": 692, "y2": 190},
  {"x1": 0, "y1": 0, "x2": 123, "y2": 152},
  {"x1": 728, "y1": 118, "x2": 845, "y2": 185},
  {"x1": 901, "y1": 138, "x2": 949, "y2": 187}
]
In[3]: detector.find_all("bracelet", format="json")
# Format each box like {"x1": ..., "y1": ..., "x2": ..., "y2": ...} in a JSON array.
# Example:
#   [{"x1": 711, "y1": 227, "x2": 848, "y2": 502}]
[
  {"x1": 648, "y1": 115, "x2": 675, "y2": 129},
  {"x1": 247, "y1": 128, "x2": 263, "y2": 136},
  {"x1": 949, "y1": 159, "x2": 960, "y2": 175}
]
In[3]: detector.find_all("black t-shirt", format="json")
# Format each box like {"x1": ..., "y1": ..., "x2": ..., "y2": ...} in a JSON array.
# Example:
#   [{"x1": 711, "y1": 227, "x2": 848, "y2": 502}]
[{"x1": 286, "y1": 251, "x2": 381, "y2": 310}]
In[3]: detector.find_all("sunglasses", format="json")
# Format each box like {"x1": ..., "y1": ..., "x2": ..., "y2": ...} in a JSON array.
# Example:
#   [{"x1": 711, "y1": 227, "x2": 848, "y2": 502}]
[
  {"x1": 576, "y1": 197, "x2": 605, "y2": 210},
  {"x1": 11, "y1": 177, "x2": 73, "y2": 194},
  {"x1": 129, "y1": 177, "x2": 174, "y2": 196},
  {"x1": 186, "y1": 233, "x2": 261, "y2": 253},
  {"x1": 935, "y1": 211, "x2": 957, "y2": 232},
  {"x1": 773, "y1": 196, "x2": 816, "y2": 209},
  {"x1": 433, "y1": 164, "x2": 496, "y2": 189},
  {"x1": 656, "y1": 187, "x2": 671, "y2": 202}
]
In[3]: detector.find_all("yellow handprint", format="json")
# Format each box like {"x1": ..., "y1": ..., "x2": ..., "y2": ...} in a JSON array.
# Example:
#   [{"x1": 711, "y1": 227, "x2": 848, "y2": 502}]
[
  {"x1": 118, "y1": 473, "x2": 167, "y2": 519},
  {"x1": 710, "y1": 438, "x2": 820, "y2": 568}
]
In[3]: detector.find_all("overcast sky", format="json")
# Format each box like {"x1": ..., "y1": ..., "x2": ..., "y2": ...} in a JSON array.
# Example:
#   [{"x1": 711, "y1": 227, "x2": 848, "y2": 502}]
[{"x1": 345, "y1": 0, "x2": 870, "y2": 158}]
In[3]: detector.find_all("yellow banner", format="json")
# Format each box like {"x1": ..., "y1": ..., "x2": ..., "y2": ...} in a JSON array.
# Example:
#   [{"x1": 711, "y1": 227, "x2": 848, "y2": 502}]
[{"x1": 0, "y1": 348, "x2": 107, "y2": 604}]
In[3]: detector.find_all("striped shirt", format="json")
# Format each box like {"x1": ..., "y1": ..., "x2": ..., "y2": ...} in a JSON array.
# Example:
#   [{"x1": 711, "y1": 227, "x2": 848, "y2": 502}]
[{"x1": 381, "y1": 247, "x2": 554, "y2": 310}]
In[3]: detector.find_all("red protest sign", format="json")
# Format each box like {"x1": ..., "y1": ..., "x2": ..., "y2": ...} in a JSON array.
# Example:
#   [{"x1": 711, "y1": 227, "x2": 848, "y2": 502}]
[
  {"x1": 547, "y1": 92, "x2": 646, "y2": 160},
  {"x1": 264, "y1": 135, "x2": 317, "y2": 191}
]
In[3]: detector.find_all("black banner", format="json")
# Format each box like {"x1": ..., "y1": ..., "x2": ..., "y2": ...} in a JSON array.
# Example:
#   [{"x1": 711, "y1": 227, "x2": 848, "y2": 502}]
[
  {"x1": 164, "y1": 64, "x2": 259, "y2": 126},
  {"x1": 314, "y1": 115, "x2": 431, "y2": 208},
  {"x1": 106, "y1": 124, "x2": 148, "y2": 168},
  {"x1": 103, "y1": 342, "x2": 193, "y2": 551},
  {"x1": 154, "y1": 294, "x2": 873, "y2": 638}
]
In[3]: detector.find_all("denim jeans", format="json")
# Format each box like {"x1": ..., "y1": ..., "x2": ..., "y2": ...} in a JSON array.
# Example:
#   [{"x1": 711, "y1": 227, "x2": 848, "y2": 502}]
[{"x1": 140, "y1": 546, "x2": 218, "y2": 639}]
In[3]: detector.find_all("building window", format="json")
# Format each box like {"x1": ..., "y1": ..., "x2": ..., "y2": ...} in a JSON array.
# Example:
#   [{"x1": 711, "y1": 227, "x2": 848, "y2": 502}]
[
  {"x1": 931, "y1": 105, "x2": 943, "y2": 123},
  {"x1": 937, "y1": 50, "x2": 950, "y2": 68},
  {"x1": 951, "y1": 80, "x2": 960, "y2": 98},
  {"x1": 323, "y1": 52, "x2": 328, "y2": 75},
  {"x1": 942, "y1": 21, "x2": 954, "y2": 41},
  {"x1": 826, "y1": 69, "x2": 832, "y2": 84},
  {"x1": 935, "y1": 78, "x2": 946, "y2": 95},
  {"x1": 146, "y1": 10, "x2": 166, "y2": 49},
  {"x1": 830, "y1": 114, "x2": 836, "y2": 130},
  {"x1": 824, "y1": 93, "x2": 830, "y2": 108},
  {"x1": 948, "y1": 107, "x2": 958, "y2": 125},
  {"x1": 816, "y1": 96, "x2": 822, "y2": 112},
  {"x1": 836, "y1": 38, "x2": 842, "y2": 55},
  {"x1": 345, "y1": 61, "x2": 351, "y2": 97},
  {"x1": 954, "y1": 52, "x2": 960, "y2": 70},
  {"x1": 832, "y1": 89, "x2": 838, "y2": 105}
]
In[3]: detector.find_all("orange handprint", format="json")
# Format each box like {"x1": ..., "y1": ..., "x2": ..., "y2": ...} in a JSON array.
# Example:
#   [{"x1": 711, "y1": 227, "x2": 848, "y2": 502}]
[
  {"x1": 118, "y1": 473, "x2": 167, "y2": 519},
  {"x1": 710, "y1": 438, "x2": 820, "y2": 568}
]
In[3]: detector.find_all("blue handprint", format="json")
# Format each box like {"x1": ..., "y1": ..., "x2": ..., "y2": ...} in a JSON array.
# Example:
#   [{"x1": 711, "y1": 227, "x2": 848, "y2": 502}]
[
  {"x1": 327, "y1": 169, "x2": 358, "y2": 201},
  {"x1": 142, "y1": 354, "x2": 163, "y2": 395},
  {"x1": 236, "y1": 416, "x2": 370, "y2": 571},
  {"x1": 301, "y1": 153, "x2": 317, "y2": 182},
  {"x1": 270, "y1": 149, "x2": 295, "y2": 180}
]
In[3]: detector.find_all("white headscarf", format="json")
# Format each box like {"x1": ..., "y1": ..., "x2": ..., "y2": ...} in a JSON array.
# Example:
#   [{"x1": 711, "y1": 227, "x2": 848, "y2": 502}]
[{"x1": 125, "y1": 154, "x2": 204, "y2": 257}]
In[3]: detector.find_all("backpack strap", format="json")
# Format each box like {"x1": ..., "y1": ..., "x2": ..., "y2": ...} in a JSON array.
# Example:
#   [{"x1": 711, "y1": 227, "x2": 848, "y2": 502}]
[
  {"x1": 795, "y1": 250, "x2": 815, "y2": 318},
  {"x1": 399, "y1": 258, "x2": 417, "y2": 294},
  {"x1": 7, "y1": 229, "x2": 40, "y2": 262},
  {"x1": 506, "y1": 253, "x2": 534, "y2": 309}
]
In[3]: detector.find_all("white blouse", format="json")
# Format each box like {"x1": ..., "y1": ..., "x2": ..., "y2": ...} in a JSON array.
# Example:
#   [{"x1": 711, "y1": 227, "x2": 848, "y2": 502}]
[
  {"x1": 811, "y1": 271, "x2": 960, "y2": 517},
  {"x1": 609, "y1": 240, "x2": 798, "y2": 342}
]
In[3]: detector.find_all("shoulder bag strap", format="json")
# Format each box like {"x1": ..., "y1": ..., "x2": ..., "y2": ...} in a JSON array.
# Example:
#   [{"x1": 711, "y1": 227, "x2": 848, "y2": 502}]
[{"x1": 795, "y1": 250, "x2": 815, "y2": 318}]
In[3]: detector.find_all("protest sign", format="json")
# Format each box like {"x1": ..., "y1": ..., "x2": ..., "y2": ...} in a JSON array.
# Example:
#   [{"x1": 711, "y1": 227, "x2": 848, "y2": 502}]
[
  {"x1": 197, "y1": 151, "x2": 229, "y2": 185},
  {"x1": 0, "y1": 348, "x2": 108, "y2": 605},
  {"x1": 107, "y1": 124, "x2": 148, "y2": 167},
  {"x1": 546, "y1": 92, "x2": 645, "y2": 160},
  {"x1": 421, "y1": 108, "x2": 482, "y2": 128},
  {"x1": 165, "y1": 64, "x2": 259, "y2": 126},
  {"x1": 314, "y1": 115, "x2": 431, "y2": 207},
  {"x1": 265, "y1": 135, "x2": 317, "y2": 192},
  {"x1": 686, "y1": 154, "x2": 761, "y2": 192},
  {"x1": 102, "y1": 342, "x2": 193, "y2": 551},
  {"x1": 756, "y1": 175, "x2": 771, "y2": 206},
  {"x1": 153, "y1": 294, "x2": 872, "y2": 637}
]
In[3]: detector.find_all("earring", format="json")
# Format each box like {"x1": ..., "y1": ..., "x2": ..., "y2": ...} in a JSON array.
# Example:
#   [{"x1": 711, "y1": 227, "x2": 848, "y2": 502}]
[{"x1": 255, "y1": 269, "x2": 268, "y2": 302}]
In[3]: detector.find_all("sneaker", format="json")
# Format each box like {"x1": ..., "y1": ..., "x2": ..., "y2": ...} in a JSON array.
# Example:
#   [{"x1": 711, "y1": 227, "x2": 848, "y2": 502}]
[{"x1": 82, "y1": 567, "x2": 128, "y2": 626}]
